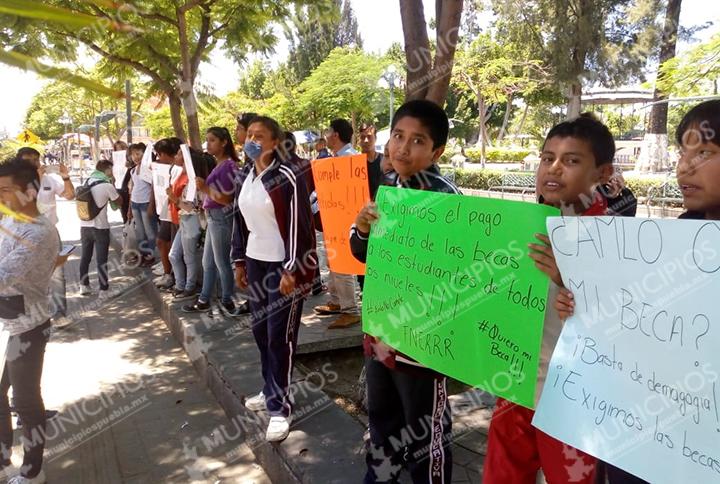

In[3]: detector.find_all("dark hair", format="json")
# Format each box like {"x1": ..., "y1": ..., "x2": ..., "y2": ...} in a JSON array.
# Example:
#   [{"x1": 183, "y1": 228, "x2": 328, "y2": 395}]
[
  {"x1": 236, "y1": 112, "x2": 258, "y2": 129},
  {"x1": 155, "y1": 137, "x2": 183, "y2": 157},
  {"x1": 359, "y1": 122, "x2": 376, "y2": 133},
  {"x1": 0, "y1": 157, "x2": 40, "y2": 191},
  {"x1": 96, "y1": 159, "x2": 113, "y2": 172},
  {"x1": 676, "y1": 100, "x2": 720, "y2": 148},
  {"x1": 284, "y1": 131, "x2": 297, "y2": 155},
  {"x1": 129, "y1": 142, "x2": 146, "y2": 153},
  {"x1": 249, "y1": 116, "x2": 284, "y2": 142},
  {"x1": 206, "y1": 127, "x2": 240, "y2": 163},
  {"x1": 391, "y1": 100, "x2": 449, "y2": 150},
  {"x1": 16, "y1": 147, "x2": 40, "y2": 159},
  {"x1": 543, "y1": 113, "x2": 615, "y2": 166},
  {"x1": 187, "y1": 148, "x2": 215, "y2": 180},
  {"x1": 329, "y1": 119, "x2": 353, "y2": 144},
  {"x1": 113, "y1": 140, "x2": 129, "y2": 151}
]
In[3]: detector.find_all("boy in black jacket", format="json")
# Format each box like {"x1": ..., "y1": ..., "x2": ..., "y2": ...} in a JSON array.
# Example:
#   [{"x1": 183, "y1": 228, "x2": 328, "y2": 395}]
[{"x1": 350, "y1": 100, "x2": 459, "y2": 484}]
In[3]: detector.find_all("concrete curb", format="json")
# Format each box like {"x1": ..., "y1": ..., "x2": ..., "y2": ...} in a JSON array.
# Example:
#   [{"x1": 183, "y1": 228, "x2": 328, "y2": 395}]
[{"x1": 109, "y1": 233, "x2": 367, "y2": 483}]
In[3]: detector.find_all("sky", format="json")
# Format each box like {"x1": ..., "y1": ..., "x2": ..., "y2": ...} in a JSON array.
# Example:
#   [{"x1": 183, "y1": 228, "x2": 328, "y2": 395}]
[{"x1": 1, "y1": 0, "x2": 718, "y2": 137}]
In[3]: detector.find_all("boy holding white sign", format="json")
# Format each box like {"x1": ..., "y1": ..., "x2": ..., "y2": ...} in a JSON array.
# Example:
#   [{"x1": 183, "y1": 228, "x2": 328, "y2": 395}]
[
  {"x1": 351, "y1": 100, "x2": 459, "y2": 484},
  {"x1": 483, "y1": 114, "x2": 614, "y2": 484},
  {"x1": 554, "y1": 101, "x2": 720, "y2": 483}
]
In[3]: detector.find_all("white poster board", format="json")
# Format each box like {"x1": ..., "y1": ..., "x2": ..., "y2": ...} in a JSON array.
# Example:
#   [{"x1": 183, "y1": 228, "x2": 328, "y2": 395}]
[
  {"x1": 139, "y1": 143, "x2": 154, "y2": 184},
  {"x1": 111, "y1": 150, "x2": 128, "y2": 189},
  {"x1": 152, "y1": 162, "x2": 170, "y2": 219},
  {"x1": 180, "y1": 144, "x2": 196, "y2": 202},
  {"x1": 0, "y1": 329, "x2": 10, "y2": 377},
  {"x1": 533, "y1": 216, "x2": 720, "y2": 484}
]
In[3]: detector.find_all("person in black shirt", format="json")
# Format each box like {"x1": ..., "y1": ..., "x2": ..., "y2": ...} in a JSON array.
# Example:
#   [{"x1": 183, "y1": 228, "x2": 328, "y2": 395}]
[
  {"x1": 596, "y1": 169, "x2": 637, "y2": 216},
  {"x1": 358, "y1": 123, "x2": 385, "y2": 200}
]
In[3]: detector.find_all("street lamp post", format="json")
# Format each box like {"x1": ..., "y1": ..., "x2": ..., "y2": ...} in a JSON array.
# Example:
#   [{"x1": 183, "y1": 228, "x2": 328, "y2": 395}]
[
  {"x1": 378, "y1": 65, "x2": 402, "y2": 124},
  {"x1": 94, "y1": 110, "x2": 119, "y2": 163},
  {"x1": 58, "y1": 111, "x2": 73, "y2": 165}
]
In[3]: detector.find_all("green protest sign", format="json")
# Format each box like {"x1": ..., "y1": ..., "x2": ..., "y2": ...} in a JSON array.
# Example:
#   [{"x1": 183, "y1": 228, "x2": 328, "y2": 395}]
[{"x1": 362, "y1": 186, "x2": 560, "y2": 408}]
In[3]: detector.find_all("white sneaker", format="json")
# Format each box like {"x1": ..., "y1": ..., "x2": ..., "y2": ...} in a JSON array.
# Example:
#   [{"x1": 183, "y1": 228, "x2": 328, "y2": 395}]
[
  {"x1": 80, "y1": 286, "x2": 93, "y2": 296},
  {"x1": 245, "y1": 392, "x2": 266, "y2": 412},
  {"x1": 266, "y1": 416, "x2": 292, "y2": 442},
  {"x1": 8, "y1": 469, "x2": 46, "y2": 484},
  {"x1": 155, "y1": 274, "x2": 174, "y2": 289},
  {"x1": 152, "y1": 263, "x2": 164, "y2": 276}
]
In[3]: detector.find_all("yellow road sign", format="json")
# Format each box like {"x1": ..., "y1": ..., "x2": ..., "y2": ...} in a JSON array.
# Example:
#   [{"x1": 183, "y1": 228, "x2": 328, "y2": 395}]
[{"x1": 16, "y1": 129, "x2": 40, "y2": 144}]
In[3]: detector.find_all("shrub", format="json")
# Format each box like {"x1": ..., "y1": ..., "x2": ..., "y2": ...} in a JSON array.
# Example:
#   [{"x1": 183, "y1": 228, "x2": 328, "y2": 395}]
[
  {"x1": 623, "y1": 176, "x2": 665, "y2": 198},
  {"x1": 464, "y1": 147, "x2": 534, "y2": 163},
  {"x1": 452, "y1": 169, "x2": 504, "y2": 190},
  {"x1": 446, "y1": 168, "x2": 668, "y2": 200}
]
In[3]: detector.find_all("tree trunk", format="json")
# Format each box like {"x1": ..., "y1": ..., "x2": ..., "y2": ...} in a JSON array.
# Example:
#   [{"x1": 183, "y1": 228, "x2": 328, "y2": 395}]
[
  {"x1": 497, "y1": 96, "x2": 513, "y2": 143},
  {"x1": 566, "y1": 81, "x2": 582, "y2": 119},
  {"x1": 177, "y1": 6, "x2": 202, "y2": 149},
  {"x1": 168, "y1": 91, "x2": 188, "y2": 141},
  {"x1": 182, "y1": 89, "x2": 202, "y2": 149},
  {"x1": 648, "y1": 0, "x2": 682, "y2": 136},
  {"x1": 515, "y1": 103, "x2": 530, "y2": 137},
  {"x1": 566, "y1": 29, "x2": 588, "y2": 120},
  {"x1": 400, "y1": 0, "x2": 463, "y2": 105},
  {"x1": 351, "y1": 112, "x2": 357, "y2": 145},
  {"x1": 638, "y1": 0, "x2": 682, "y2": 173},
  {"x1": 477, "y1": 97, "x2": 488, "y2": 168},
  {"x1": 425, "y1": 0, "x2": 464, "y2": 106},
  {"x1": 400, "y1": 0, "x2": 432, "y2": 101}
]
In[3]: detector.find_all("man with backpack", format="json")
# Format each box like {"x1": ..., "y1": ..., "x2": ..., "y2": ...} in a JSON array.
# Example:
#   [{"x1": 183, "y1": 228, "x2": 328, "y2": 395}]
[{"x1": 76, "y1": 159, "x2": 123, "y2": 296}]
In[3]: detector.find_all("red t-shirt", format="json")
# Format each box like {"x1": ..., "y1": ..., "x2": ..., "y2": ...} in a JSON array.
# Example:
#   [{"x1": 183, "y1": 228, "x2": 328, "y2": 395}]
[{"x1": 169, "y1": 171, "x2": 188, "y2": 225}]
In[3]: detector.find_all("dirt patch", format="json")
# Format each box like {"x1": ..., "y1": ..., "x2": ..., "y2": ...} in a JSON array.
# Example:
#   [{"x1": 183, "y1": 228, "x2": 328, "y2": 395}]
[
  {"x1": 296, "y1": 348, "x2": 366, "y2": 420},
  {"x1": 296, "y1": 347, "x2": 471, "y2": 423}
]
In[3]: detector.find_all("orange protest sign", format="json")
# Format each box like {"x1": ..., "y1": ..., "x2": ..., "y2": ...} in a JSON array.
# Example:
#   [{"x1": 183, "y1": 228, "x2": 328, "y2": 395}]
[{"x1": 312, "y1": 154, "x2": 370, "y2": 275}]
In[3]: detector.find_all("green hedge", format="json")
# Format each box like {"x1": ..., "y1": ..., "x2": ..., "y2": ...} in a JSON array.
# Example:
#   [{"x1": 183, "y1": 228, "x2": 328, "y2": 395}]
[
  {"x1": 623, "y1": 177, "x2": 665, "y2": 199},
  {"x1": 445, "y1": 168, "x2": 667, "y2": 198},
  {"x1": 452, "y1": 169, "x2": 504, "y2": 190},
  {"x1": 464, "y1": 147, "x2": 534, "y2": 163}
]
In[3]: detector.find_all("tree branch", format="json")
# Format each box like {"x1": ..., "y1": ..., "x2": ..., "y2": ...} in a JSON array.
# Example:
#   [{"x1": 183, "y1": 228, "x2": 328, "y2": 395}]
[
  {"x1": 142, "y1": 41, "x2": 181, "y2": 76},
  {"x1": 190, "y1": 12, "x2": 212, "y2": 77},
  {"x1": 138, "y1": 11, "x2": 179, "y2": 26},
  {"x1": 179, "y1": 0, "x2": 214, "y2": 14},
  {"x1": 62, "y1": 32, "x2": 173, "y2": 93}
]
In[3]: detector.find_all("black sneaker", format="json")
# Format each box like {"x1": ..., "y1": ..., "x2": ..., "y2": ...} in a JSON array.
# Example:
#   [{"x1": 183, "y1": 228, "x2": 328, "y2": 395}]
[
  {"x1": 174, "y1": 288, "x2": 198, "y2": 301},
  {"x1": 236, "y1": 300, "x2": 251, "y2": 315},
  {"x1": 182, "y1": 299, "x2": 211, "y2": 313},
  {"x1": 16, "y1": 409, "x2": 58, "y2": 429},
  {"x1": 219, "y1": 300, "x2": 251, "y2": 318},
  {"x1": 218, "y1": 300, "x2": 237, "y2": 317}
]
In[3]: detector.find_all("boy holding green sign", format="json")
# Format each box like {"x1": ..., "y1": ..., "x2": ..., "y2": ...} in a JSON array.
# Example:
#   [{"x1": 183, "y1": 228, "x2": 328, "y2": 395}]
[
  {"x1": 483, "y1": 114, "x2": 615, "y2": 484},
  {"x1": 350, "y1": 100, "x2": 460, "y2": 483}
]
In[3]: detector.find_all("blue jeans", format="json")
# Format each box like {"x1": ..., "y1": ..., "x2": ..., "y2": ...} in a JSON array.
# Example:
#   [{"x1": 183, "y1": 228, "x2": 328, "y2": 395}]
[
  {"x1": 131, "y1": 202, "x2": 158, "y2": 258},
  {"x1": 169, "y1": 214, "x2": 201, "y2": 292},
  {"x1": 199, "y1": 208, "x2": 235, "y2": 304}
]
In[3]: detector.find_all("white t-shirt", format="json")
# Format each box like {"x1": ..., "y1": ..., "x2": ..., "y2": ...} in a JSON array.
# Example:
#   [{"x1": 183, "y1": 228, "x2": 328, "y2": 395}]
[
  {"x1": 79, "y1": 181, "x2": 120, "y2": 230},
  {"x1": 238, "y1": 168, "x2": 285, "y2": 262},
  {"x1": 36, "y1": 173, "x2": 65, "y2": 225},
  {"x1": 130, "y1": 167, "x2": 152, "y2": 204}
]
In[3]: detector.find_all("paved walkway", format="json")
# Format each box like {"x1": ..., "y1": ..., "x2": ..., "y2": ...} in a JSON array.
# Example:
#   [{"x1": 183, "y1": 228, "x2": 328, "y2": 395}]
[{"x1": 6, "y1": 201, "x2": 270, "y2": 483}]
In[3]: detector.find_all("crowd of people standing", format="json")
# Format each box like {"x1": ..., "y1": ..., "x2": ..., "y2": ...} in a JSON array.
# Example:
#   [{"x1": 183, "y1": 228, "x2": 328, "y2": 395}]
[{"x1": 0, "y1": 96, "x2": 717, "y2": 483}]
